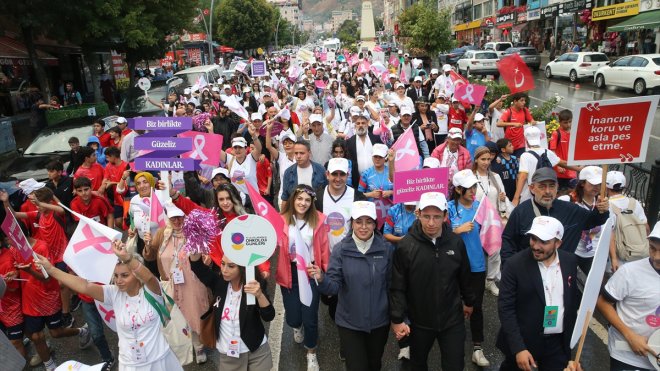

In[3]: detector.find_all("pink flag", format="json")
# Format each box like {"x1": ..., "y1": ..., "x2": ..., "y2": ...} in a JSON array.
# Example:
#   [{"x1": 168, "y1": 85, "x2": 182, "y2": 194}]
[
  {"x1": 473, "y1": 197, "x2": 503, "y2": 256},
  {"x1": 320, "y1": 52, "x2": 327, "y2": 62},
  {"x1": 95, "y1": 300, "x2": 117, "y2": 332},
  {"x1": 373, "y1": 45, "x2": 383, "y2": 52},
  {"x1": 391, "y1": 126, "x2": 420, "y2": 172},
  {"x1": 454, "y1": 83, "x2": 487, "y2": 105},
  {"x1": 389, "y1": 54, "x2": 400, "y2": 68},
  {"x1": 150, "y1": 189, "x2": 166, "y2": 228},
  {"x1": 357, "y1": 60, "x2": 371, "y2": 74},
  {"x1": 179, "y1": 130, "x2": 223, "y2": 166},
  {"x1": 245, "y1": 182, "x2": 284, "y2": 246},
  {"x1": 369, "y1": 61, "x2": 388, "y2": 76},
  {"x1": 1, "y1": 212, "x2": 33, "y2": 260},
  {"x1": 374, "y1": 198, "x2": 393, "y2": 230},
  {"x1": 349, "y1": 54, "x2": 359, "y2": 66},
  {"x1": 399, "y1": 66, "x2": 408, "y2": 83},
  {"x1": 314, "y1": 79, "x2": 327, "y2": 89}
]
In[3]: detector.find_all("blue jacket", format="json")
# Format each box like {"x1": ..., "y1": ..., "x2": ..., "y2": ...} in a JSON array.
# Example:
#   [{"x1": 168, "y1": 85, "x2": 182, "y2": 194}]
[
  {"x1": 318, "y1": 233, "x2": 394, "y2": 332},
  {"x1": 86, "y1": 136, "x2": 106, "y2": 166},
  {"x1": 280, "y1": 161, "x2": 328, "y2": 201}
]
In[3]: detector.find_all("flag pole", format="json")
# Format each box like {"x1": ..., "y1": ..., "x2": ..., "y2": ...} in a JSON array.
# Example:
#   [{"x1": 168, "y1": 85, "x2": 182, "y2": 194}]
[{"x1": 471, "y1": 194, "x2": 487, "y2": 223}]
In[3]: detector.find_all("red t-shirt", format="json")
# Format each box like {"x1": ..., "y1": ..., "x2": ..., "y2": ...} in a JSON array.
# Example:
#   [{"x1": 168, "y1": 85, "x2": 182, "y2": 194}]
[
  {"x1": 20, "y1": 200, "x2": 39, "y2": 238},
  {"x1": 256, "y1": 157, "x2": 272, "y2": 195},
  {"x1": 95, "y1": 133, "x2": 111, "y2": 148},
  {"x1": 74, "y1": 163, "x2": 105, "y2": 190},
  {"x1": 448, "y1": 107, "x2": 467, "y2": 130},
  {"x1": 70, "y1": 195, "x2": 112, "y2": 223},
  {"x1": 0, "y1": 247, "x2": 22, "y2": 326},
  {"x1": 26, "y1": 210, "x2": 68, "y2": 263},
  {"x1": 104, "y1": 161, "x2": 128, "y2": 206},
  {"x1": 501, "y1": 107, "x2": 533, "y2": 150},
  {"x1": 550, "y1": 128, "x2": 576, "y2": 180},
  {"x1": 18, "y1": 239, "x2": 62, "y2": 317}
]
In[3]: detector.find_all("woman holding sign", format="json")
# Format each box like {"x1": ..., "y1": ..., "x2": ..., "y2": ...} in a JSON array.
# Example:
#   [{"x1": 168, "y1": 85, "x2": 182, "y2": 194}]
[{"x1": 277, "y1": 184, "x2": 329, "y2": 371}]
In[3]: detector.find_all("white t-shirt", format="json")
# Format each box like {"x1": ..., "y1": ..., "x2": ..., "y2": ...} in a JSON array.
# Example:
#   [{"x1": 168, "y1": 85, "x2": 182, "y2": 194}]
[
  {"x1": 322, "y1": 186, "x2": 355, "y2": 251},
  {"x1": 277, "y1": 152, "x2": 296, "y2": 201},
  {"x1": 490, "y1": 108, "x2": 505, "y2": 141},
  {"x1": 388, "y1": 94, "x2": 414, "y2": 113},
  {"x1": 433, "y1": 104, "x2": 449, "y2": 135},
  {"x1": 102, "y1": 285, "x2": 170, "y2": 366},
  {"x1": 575, "y1": 202, "x2": 611, "y2": 258},
  {"x1": 216, "y1": 284, "x2": 267, "y2": 355},
  {"x1": 518, "y1": 148, "x2": 561, "y2": 202},
  {"x1": 297, "y1": 164, "x2": 313, "y2": 187},
  {"x1": 475, "y1": 172, "x2": 506, "y2": 209},
  {"x1": 604, "y1": 259, "x2": 660, "y2": 369},
  {"x1": 355, "y1": 135, "x2": 374, "y2": 175},
  {"x1": 226, "y1": 152, "x2": 259, "y2": 192}
]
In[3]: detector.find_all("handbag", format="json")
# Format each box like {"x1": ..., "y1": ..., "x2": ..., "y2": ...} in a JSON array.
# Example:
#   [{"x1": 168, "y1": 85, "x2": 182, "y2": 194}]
[
  {"x1": 199, "y1": 296, "x2": 219, "y2": 349},
  {"x1": 162, "y1": 303, "x2": 194, "y2": 365}
]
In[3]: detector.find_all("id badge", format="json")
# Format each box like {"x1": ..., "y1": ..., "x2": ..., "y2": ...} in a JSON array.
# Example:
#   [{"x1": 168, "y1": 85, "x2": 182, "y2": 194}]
[
  {"x1": 226, "y1": 336, "x2": 241, "y2": 358},
  {"x1": 129, "y1": 341, "x2": 145, "y2": 362},
  {"x1": 172, "y1": 267, "x2": 185, "y2": 285},
  {"x1": 543, "y1": 305, "x2": 559, "y2": 328}
]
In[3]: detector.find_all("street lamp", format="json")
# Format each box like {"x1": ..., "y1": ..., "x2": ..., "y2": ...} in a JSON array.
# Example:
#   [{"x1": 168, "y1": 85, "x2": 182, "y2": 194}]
[
  {"x1": 196, "y1": 2, "x2": 215, "y2": 65},
  {"x1": 275, "y1": 15, "x2": 282, "y2": 50}
]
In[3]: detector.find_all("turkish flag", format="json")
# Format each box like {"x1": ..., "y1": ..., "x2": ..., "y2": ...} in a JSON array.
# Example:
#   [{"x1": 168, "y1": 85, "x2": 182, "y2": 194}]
[{"x1": 497, "y1": 54, "x2": 535, "y2": 93}]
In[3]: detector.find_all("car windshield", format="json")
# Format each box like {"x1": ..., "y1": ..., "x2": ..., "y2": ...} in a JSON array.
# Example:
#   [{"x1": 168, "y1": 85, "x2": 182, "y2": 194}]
[
  {"x1": 171, "y1": 72, "x2": 204, "y2": 90},
  {"x1": 585, "y1": 54, "x2": 609, "y2": 62},
  {"x1": 496, "y1": 44, "x2": 511, "y2": 51},
  {"x1": 25, "y1": 126, "x2": 92, "y2": 155},
  {"x1": 518, "y1": 49, "x2": 538, "y2": 55},
  {"x1": 119, "y1": 84, "x2": 168, "y2": 114},
  {"x1": 476, "y1": 52, "x2": 498, "y2": 59}
]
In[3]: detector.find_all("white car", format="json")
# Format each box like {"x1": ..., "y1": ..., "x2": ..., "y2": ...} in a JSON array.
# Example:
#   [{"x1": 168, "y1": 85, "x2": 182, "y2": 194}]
[
  {"x1": 594, "y1": 54, "x2": 660, "y2": 95},
  {"x1": 544, "y1": 52, "x2": 610, "y2": 82},
  {"x1": 484, "y1": 42, "x2": 513, "y2": 57},
  {"x1": 456, "y1": 51, "x2": 500, "y2": 78}
]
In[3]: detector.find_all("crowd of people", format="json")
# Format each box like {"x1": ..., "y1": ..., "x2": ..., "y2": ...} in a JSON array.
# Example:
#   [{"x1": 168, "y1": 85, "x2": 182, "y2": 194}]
[{"x1": 0, "y1": 51, "x2": 659, "y2": 371}]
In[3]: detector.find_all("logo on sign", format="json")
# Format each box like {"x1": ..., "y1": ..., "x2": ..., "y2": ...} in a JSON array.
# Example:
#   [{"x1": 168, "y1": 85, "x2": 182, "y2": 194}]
[{"x1": 231, "y1": 233, "x2": 245, "y2": 250}]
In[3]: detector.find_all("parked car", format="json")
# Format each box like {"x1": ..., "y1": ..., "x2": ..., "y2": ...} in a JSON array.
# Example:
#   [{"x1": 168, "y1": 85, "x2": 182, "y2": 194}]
[
  {"x1": 439, "y1": 45, "x2": 478, "y2": 65},
  {"x1": 167, "y1": 64, "x2": 223, "y2": 91},
  {"x1": 545, "y1": 52, "x2": 610, "y2": 82},
  {"x1": 594, "y1": 54, "x2": 660, "y2": 95},
  {"x1": 119, "y1": 80, "x2": 168, "y2": 117},
  {"x1": 501, "y1": 47, "x2": 541, "y2": 70},
  {"x1": 484, "y1": 42, "x2": 513, "y2": 57},
  {"x1": 457, "y1": 50, "x2": 500, "y2": 78}
]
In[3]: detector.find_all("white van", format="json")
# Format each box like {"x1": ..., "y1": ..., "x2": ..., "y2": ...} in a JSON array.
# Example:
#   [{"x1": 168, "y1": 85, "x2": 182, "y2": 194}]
[{"x1": 168, "y1": 65, "x2": 223, "y2": 90}]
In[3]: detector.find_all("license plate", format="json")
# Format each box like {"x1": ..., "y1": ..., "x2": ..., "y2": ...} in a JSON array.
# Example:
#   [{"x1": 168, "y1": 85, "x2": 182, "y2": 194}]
[{"x1": 483, "y1": 62, "x2": 494, "y2": 66}]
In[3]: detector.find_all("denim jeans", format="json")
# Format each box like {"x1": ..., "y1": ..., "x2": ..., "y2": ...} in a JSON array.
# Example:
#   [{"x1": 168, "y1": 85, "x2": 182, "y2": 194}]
[
  {"x1": 280, "y1": 263, "x2": 320, "y2": 349},
  {"x1": 81, "y1": 301, "x2": 113, "y2": 361}
]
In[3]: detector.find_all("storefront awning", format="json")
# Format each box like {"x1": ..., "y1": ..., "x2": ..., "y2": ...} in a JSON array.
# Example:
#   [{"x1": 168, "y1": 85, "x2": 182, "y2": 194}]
[
  {"x1": 453, "y1": 19, "x2": 483, "y2": 32},
  {"x1": 607, "y1": 9, "x2": 660, "y2": 32},
  {"x1": 0, "y1": 36, "x2": 58, "y2": 66}
]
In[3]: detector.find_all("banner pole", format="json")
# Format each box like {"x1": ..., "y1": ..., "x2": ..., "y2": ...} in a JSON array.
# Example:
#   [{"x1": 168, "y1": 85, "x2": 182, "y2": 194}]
[
  {"x1": 600, "y1": 164, "x2": 609, "y2": 199},
  {"x1": 574, "y1": 310, "x2": 592, "y2": 364}
]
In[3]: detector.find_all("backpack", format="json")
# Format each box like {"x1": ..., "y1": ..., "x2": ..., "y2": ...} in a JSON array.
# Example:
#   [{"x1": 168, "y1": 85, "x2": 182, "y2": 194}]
[
  {"x1": 611, "y1": 198, "x2": 649, "y2": 262},
  {"x1": 528, "y1": 149, "x2": 554, "y2": 170}
]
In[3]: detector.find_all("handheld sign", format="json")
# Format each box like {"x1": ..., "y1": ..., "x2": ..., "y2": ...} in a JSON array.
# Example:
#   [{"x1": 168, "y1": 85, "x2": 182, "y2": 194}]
[
  {"x1": 221, "y1": 215, "x2": 277, "y2": 305},
  {"x1": 137, "y1": 77, "x2": 151, "y2": 93},
  {"x1": 393, "y1": 168, "x2": 449, "y2": 204},
  {"x1": 1, "y1": 210, "x2": 33, "y2": 261},
  {"x1": 251, "y1": 61, "x2": 267, "y2": 77},
  {"x1": 567, "y1": 96, "x2": 659, "y2": 166}
]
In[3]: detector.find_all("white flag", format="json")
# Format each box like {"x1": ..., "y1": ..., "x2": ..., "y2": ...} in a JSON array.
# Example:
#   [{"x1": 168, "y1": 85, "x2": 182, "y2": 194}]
[
  {"x1": 292, "y1": 224, "x2": 313, "y2": 306},
  {"x1": 221, "y1": 94, "x2": 250, "y2": 121}
]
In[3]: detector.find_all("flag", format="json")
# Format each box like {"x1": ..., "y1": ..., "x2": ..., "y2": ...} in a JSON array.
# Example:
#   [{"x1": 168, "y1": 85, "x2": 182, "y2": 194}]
[
  {"x1": 373, "y1": 45, "x2": 383, "y2": 52},
  {"x1": 95, "y1": 300, "x2": 117, "y2": 332},
  {"x1": 389, "y1": 54, "x2": 400, "y2": 68},
  {"x1": 391, "y1": 126, "x2": 420, "y2": 172},
  {"x1": 1, "y1": 211, "x2": 33, "y2": 260},
  {"x1": 454, "y1": 83, "x2": 488, "y2": 105},
  {"x1": 292, "y1": 225, "x2": 313, "y2": 306},
  {"x1": 369, "y1": 61, "x2": 388, "y2": 77},
  {"x1": 270, "y1": 70, "x2": 280, "y2": 91},
  {"x1": 191, "y1": 74, "x2": 208, "y2": 93},
  {"x1": 150, "y1": 188, "x2": 166, "y2": 228},
  {"x1": 348, "y1": 54, "x2": 359, "y2": 66},
  {"x1": 221, "y1": 95, "x2": 250, "y2": 121},
  {"x1": 374, "y1": 198, "x2": 393, "y2": 230},
  {"x1": 357, "y1": 60, "x2": 371, "y2": 74},
  {"x1": 472, "y1": 197, "x2": 503, "y2": 256},
  {"x1": 399, "y1": 66, "x2": 408, "y2": 83},
  {"x1": 245, "y1": 182, "x2": 284, "y2": 246},
  {"x1": 497, "y1": 54, "x2": 535, "y2": 93}
]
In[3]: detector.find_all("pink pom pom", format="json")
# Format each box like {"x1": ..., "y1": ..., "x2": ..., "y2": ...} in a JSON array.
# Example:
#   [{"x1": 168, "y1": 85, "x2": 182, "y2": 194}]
[{"x1": 183, "y1": 209, "x2": 220, "y2": 254}]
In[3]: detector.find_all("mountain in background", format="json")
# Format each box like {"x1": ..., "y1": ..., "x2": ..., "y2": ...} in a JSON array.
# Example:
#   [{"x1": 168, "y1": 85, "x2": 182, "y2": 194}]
[{"x1": 302, "y1": 0, "x2": 383, "y2": 22}]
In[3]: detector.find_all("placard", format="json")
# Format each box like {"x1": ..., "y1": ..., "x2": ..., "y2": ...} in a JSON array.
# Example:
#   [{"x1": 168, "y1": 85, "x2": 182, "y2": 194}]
[
  {"x1": 393, "y1": 168, "x2": 449, "y2": 204},
  {"x1": 251, "y1": 61, "x2": 267, "y2": 77}
]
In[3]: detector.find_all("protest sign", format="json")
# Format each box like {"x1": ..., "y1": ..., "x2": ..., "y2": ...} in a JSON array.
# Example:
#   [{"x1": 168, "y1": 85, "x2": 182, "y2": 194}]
[
  {"x1": 234, "y1": 61, "x2": 248, "y2": 74},
  {"x1": 131, "y1": 117, "x2": 199, "y2": 171},
  {"x1": 393, "y1": 168, "x2": 449, "y2": 204},
  {"x1": 454, "y1": 83, "x2": 487, "y2": 105},
  {"x1": 391, "y1": 126, "x2": 420, "y2": 172},
  {"x1": 1, "y1": 211, "x2": 32, "y2": 260},
  {"x1": 567, "y1": 96, "x2": 659, "y2": 165},
  {"x1": 251, "y1": 60, "x2": 267, "y2": 77},
  {"x1": 178, "y1": 130, "x2": 223, "y2": 167}
]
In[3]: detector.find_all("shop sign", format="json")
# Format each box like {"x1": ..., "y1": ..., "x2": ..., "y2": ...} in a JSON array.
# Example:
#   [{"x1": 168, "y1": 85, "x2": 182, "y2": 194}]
[
  {"x1": 527, "y1": 0, "x2": 542, "y2": 10},
  {"x1": 592, "y1": 0, "x2": 639, "y2": 20},
  {"x1": 497, "y1": 12, "x2": 516, "y2": 24},
  {"x1": 181, "y1": 33, "x2": 207, "y2": 42},
  {"x1": 482, "y1": 17, "x2": 496, "y2": 27},
  {"x1": 185, "y1": 47, "x2": 203, "y2": 65},
  {"x1": 560, "y1": 0, "x2": 591, "y2": 14},
  {"x1": 540, "y1": 4, "x2": 559, "y2": 18},
  {"x1": 453, "y1": 19, "x2": 483, "y2": 31},
  {"x1": 110, "y1": 50, "x2": 130, "y2": 90},
  {"x1": 527, "y1": 9, "x2": 541, "y2": 20},
  {"x1": 517, "y1": 12, "x2": 528, "y2": 22}
]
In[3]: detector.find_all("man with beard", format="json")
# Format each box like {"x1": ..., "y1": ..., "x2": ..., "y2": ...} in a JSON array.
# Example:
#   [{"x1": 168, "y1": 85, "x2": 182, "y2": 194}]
[
  {"x1": 497, "y1": 216, "x2": 580, "y2": 371},
  {"x1": 501, "y1": 168, "x2": 610, "y2": 265},
  {"x1": 210, "y1": 101, "x2": 240, "y2": 150},
  {"x1": 346, "y1": 112, "x2": 383, "y2": 188}
]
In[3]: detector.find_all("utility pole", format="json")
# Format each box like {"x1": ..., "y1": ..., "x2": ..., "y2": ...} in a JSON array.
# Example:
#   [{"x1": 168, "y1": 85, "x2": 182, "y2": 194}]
[
  {"x1": 209, "y1": 0, "x2": 215, "y2": 65},
  {"x1": 275, "y1": 16, "x2": 282, "y2": 50}
]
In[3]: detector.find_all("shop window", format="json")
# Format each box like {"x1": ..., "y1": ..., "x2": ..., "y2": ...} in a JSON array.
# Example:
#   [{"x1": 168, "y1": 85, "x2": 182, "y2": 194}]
[{"x1": 474, "y1": 4, "x2": 482, "y2": 19}]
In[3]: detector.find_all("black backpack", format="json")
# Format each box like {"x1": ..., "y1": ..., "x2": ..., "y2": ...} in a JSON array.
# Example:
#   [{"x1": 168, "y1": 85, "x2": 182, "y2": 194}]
[{"x1": 528, "y1": 149, "x2": 553, "y2": 170}]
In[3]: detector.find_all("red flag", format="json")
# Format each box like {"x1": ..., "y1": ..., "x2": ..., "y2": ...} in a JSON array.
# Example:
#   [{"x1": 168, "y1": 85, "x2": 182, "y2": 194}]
[
  {"x1": 246, "y1": 182, "x2": 284, "y2": 245},
  {"x1": 497, "y1": 54, "x2": 535, "y2": 93},
  {"x1": 472, "y1": 197, "x2": 504, "y2": 256}
]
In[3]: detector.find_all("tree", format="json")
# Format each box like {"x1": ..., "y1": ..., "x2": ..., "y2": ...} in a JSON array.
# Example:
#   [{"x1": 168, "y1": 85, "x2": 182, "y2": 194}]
[
  {"x1": 398, "y1": 1, "x2": 453, "y2": 55},
  {"x1": 374, "y1": 17, "x2": 384, "y2": 32},
  {"x1": 215, "y1": 0, "x2": 277, "y2": 51},
  {"x1": 337, "y1": 19, "x2": 359, "y2": 48}
]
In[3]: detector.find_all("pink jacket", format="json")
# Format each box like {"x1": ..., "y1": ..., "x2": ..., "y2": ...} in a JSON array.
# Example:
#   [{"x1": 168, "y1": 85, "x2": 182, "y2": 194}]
[
  {"x1": 431, "y1": 142, "x2": 473, "y2": 171},
  {"x1": 276, "y1": 212, "x2": 330, "y2": 289}
]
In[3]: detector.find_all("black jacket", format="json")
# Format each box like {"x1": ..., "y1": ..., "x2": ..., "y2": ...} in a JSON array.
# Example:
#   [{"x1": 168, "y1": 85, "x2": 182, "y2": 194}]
[
  {"x1": 211, "y1": 114, "x2": 241, "y2": 150},
  {"x1": 389, "y1": 221, "x2": 475, "y2": 331},
  {"x1": 190, "y1": 259, "x2": 275, "y2": 352},
  {"x1": 496, "y1": 249, "x2": 579, "y2": 360},
  {"x1": 501, "y1": 199, "x2": 610, "y2": 265},
  {"x1": 346, "y1": 133, "x2": 382, "y2": 188}
]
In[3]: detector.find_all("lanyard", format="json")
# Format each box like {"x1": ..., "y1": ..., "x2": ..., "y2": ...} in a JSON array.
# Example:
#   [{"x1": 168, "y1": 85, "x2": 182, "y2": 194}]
[{"x1": 225, "y1": 284, "x2": 242, "y2": 337}]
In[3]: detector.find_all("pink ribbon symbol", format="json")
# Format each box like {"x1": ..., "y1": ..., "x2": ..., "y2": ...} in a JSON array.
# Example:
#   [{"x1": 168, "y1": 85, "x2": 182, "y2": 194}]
[
  {"x1": 394, "y1": 139, "x2": 416, "y2": 162},
  {"x1": 98, "y1": 304, "x2": 115, "y2": 322},
  {"x1": 460, "y1": 84, "x2": 474, "y2": 103},
  {"x1": 295, "y1": 254, "x2": 308, "y2": 272},
  {"x1": 189, "y1": 135, "x2": 209, "y2": 161},
  {"x1": 73, "y1": 224, "x2": 113, "y2": 254},
  {"x1": 221, "y1": 307, "x2": 231, "y2": 320}
]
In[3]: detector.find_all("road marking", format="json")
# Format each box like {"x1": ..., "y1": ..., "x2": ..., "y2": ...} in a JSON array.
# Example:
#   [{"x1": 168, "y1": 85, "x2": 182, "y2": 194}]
[
  {"x1": 651, "y1": 134, "x2": 660, "y2": 141},
  {"x1": 589, "y1": 315, "x2": 609, "y2": 345},
  {"x1": 268, "y1": 284, "x2": 284, "y2": 371}
]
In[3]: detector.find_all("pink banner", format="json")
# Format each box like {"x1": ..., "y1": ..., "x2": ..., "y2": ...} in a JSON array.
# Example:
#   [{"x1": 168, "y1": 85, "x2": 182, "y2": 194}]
[
  {"x1": 1, "y1": 212, "x2": 32, "y2": 260},
  {"x1": 389, "y1": 54, "x2": 400, "y2": 68},
  {"x1": 314, "y1": 79, "x2": 327, "y2": 89},
  {"x1": 391, "y1": 127, "x2": 420, "y2": 172},
  {"x1": 357, "y1": 60, "x2": 371, "y2": 74},
  {"x1": 473, "y1": 197, "x2": 503, "y2": 256},
  {"x1": 454, "y1": 83, "x2": 487, "y2": 105},
  {"x1": 393, "y1": 168, "x2": 449, "y2": 204},
  {"x1": 178, "y1": 130, "x2": 223, "y2": 166}
]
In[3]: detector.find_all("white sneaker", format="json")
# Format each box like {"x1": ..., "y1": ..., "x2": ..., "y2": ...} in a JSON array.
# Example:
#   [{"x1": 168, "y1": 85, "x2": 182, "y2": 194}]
[
  {"x1": 397, "y1": 346, "x2": 410, "y2": 360},
  {"x1": 293, "y1": 326, "x2": 304, "y2": 344},
  {"x1": 195, "y1": 347, "x2": 207, "y2": 364},
  {"x1": 472, "y1": 348, "x2": 491, "y2": 367},
  {"x1": 307, "y1": 352, "x2": 320, "y2": 371},
  {"x1": 485, "y1": 279, "x2": 500, "y2": 296}
]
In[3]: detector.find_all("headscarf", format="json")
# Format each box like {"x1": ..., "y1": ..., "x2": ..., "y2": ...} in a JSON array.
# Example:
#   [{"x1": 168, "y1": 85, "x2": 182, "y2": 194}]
[{"x1": 135, "y1": 172, "x2": 155, "y2": 188}]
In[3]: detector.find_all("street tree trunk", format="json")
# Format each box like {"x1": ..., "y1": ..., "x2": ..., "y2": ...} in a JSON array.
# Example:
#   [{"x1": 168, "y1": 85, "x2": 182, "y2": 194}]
[{"x1": 21, "y1": 25, "x2": 51, "y2": 99}]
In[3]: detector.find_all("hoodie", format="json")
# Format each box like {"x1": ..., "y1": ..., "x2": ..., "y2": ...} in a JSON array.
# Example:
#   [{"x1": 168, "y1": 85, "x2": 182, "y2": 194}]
[{"x1": 86, "y1": 136, "x2": 106, "y2": 166}]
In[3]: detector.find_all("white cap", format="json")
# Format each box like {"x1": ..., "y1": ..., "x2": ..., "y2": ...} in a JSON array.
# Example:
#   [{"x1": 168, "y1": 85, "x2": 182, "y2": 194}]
[
  {"x1": 414, "y1": 76, "x2": 423, "y2": 82},
  {"x1": 372, "y1": 143, "x2": 388, "y2": 158},
  {"x1": 474, "y1": 113, "x2": 485, "y2": 122},
  {"x1": 184, "y1": 88, "x2": 191, "y2": 94},
  {"x1": 398, "y1": 50, "x2": 403, "y2": 55},
  {"x1": 418, "y1": 192, "x2": 448, "y2": 211},
  {"x1": 578, "y1": 166, "x2": 603, "y2": 185},
  {"x1": 309, "y1": 114, "x2": 323, "y2": 124},
  {"x1": 423, "y1": 157, "x2": 441, "y2": 169},
  {"x1": 165, "y1": 203, "x2": 184, "y2": 218},
  {"x1": 395, "y1": 82, "x2": 405, "y2": 89},
  {"x1": 211, "y1": 167, "x2": 230, "y2": 179},
  {"x1": 18, "y1": 178, "x2": 46, "y2": 195},
  {"x1": 526, "y1": 216, "x2": 564, "y2": 241},
  {"x1": 524, "y1": 126, "x2": 542, "y2": 146},
  {"x1": 275, "y1": 69, "x2": 280, "y2": 74},
  {"x1": 116, "y1": 116, "x2": 127, "y2": 124},
  {"x1": 351, "y1": 201, "x2": 377, "y2": 220},
  {"x1": 452, "y1": 169, "x2": 479, "y2": 188},
  {"x1": 404, "y1": 53, "x2": 410, "y2": 58},
  {"x1": 649, "y1": 222, "x2": 660, "y2": 239},
  {"x1": 400, "y1": 106, "x2": 413, "y2": 116},
  {"x1": 242, "y1": 87, "x2": 250, "y2": 93},
  {"x1": 442, "y1": 64, "x2": 452, "y2": 72},
  {"x1": 448, "y1": 127, "x2": 463, "y2": 139},
  {"x1": 251, "y1": 112, "x2": 263, "y2": 121},
  {"x1": 231, "y1": 137, "x2": 248, "y2": 147},
  {"x1": 327, "y1": 158, "x2": 349, "y2": 173},
  {"x1": 223, "y1": 84, "x2": 231, "y2": 90},
  {"x1": 279, "y1": 131, "x2": 297, "y2": 143},
  {"x1": 212, "y1": 86, "x2": 220, "y2": 92},
  {"x1": 404, "y1": 201, "x2": 418, "y2": 206},
  {"x1": 431, "y1": 68, "x2": 439, "y2": 74},
  {"x1": 349, "y1": 106, "x2": 363, "y2": 117},
  {"x1": 262, "y1": 91, "x2": 272, "y2": 97},
  {"x1": 387, "y1": 102, "x2": 398, "y2": 107},
  {"x1": 451, "y1": 96, "x2": 460, "y2": 103},
  {"x1": 356, "y1": 95, "x2": 366, "y2": 101},
  {"x1": 389, "y1": 73, "x2": 397, "y2": 79},
  {"x1": 606, "y1": 171, "x2": 626, "y2": 189},
  {"x1": 263, "y1": 82, "x2": 271, "y2": 87}
]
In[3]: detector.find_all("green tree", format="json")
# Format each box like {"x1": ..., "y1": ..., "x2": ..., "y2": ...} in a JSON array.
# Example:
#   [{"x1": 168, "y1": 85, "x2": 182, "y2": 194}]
[
  {"x1": 215, "y1": 0, "x2": 277, "y2": 51},
  {"x1": 374, "y1": 17, "x2": 384, "y2": 32},
  {"x1": 336, "y1": 19, "x2": 359, "y2": 48},
  {"x1": 398, "y1": 1, "x2": 453, "y2": 55}
]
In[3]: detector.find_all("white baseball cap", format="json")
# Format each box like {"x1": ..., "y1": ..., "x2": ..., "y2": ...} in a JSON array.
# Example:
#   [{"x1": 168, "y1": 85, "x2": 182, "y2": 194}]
[
  {"x1": 606, "y1": 171, "x2": 626, "y2": 189},
  {"x1": 351, "y1": 201, "x2": 377, "y2": 220},
  {"x1": 242, "y1": 86, "x2": 251, "y2": 93},
  {"x1": 442, "y1": 64, "x2": 452, "y2": 72},
  {"x1": 423, "y1": 157, "x2": 441, "y2": 169},
  {"x1": 223, "y1": 84, "x2": 231, "y2": 90},
  {"x1": 262, "y1": 91, "x2": 272, "y2": 97},
  {"x1": 400, "y1": 106, "x2": 413, "y2": 116},
  {"x1": 418, "y1": 192, "x2": 448, "y2": 211},
  {"x1": 414, "y1": 76, "x2": 423, "y2": 82},
  {"x1": 578, "y1": 166, "x2": 603, "y2": 185},
  {"x1": 349, "y1": 106, "x2": 363, "y2": 117},
  {"x1": 448, "y1": 127, "x2": 463, "y2": 139},
  {"x1": 398, "y1": 50, "x2": 403, "y2": 55},
  {"x1": 211, "y1": 167, "x2": 230, "y2": 180},
  {"x1": 524, "y1": 126, "x2": 542, "y2": 146},
  {"x1": 165, "y1": 203, "x2": 184, "y2": 218},
  {"x1": 251, "y1": 112, "x2": 263, "y2": 121},
  {"x1": 431, "y1": 68, "x2": 439, "y2": 74},
  {"x1": 327, "y1": 158, "x2": 349, "y2": 174},
  {"x1": 474, "y1": 113, "x2": 485, "y2": 122},
  {"x1": 309, "y1": 114, "x2": 323, "y2": 124},
  {"x1": 212, "y1": 86, "x2": 220, "y2": 92},
  {"x1": 649, "y1": 222, "x2": 660, "y2": 239},
  {"x1": 231, "y1": 137, "x2": 248, "y2": 148},
  {"x1": 183, "y1": 88, "x2": 191, "y2": 94},
  {"x1": 526, "y1": 216, "x2": 564, "y2": 241},
  {"x1": 356, "y1": 95, "x2": 366, "y2": 101},
  {"x1": 372, "y1": 143, "x2": 388, "y2": 158},
  {"x1": 18, "y1": 178, "x2": 46, "y2": 195},
  {"x1": 279, "y1": 131, "x2": 297, "y2": 143},
  {"x1": 389, "y1": 73, "x2": 397, "y2": 79},
  {"x1": 395, "y1": 82, "x2": 405, "y2": 89},
  {"x1": 452, "y1": 169, "x2": 479, "y2": 188},
  {"x1": 116, "y1": 116, "x2": 127, "y2": 124}
]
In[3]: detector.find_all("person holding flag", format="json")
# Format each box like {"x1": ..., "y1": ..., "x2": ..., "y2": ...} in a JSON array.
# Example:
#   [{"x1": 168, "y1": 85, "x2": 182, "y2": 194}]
[{"x1": 276, "y1": 185, "x2": 329, "y2": 371}]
